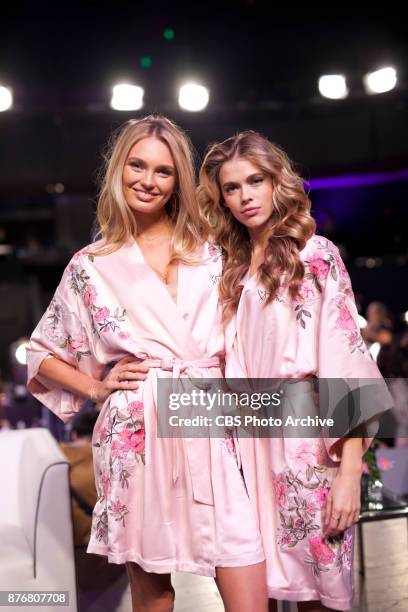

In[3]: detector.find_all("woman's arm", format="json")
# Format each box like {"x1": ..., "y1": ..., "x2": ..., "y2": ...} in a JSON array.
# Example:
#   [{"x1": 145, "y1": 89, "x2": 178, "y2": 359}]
[
  {"x1": 317, "y1": 239, "x2": 393, "y2": 462},
  {"x1": 323, "y1": 437, "x2": 363, "y2": 537},
  {"x1": 39, "y1": 355, "x2": 149, "y2": 404}
]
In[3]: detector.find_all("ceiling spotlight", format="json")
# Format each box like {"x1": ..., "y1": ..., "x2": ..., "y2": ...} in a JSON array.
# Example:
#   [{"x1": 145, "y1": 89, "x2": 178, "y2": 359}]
[
  {"x1": 178, "y1": 83, "x2": 209, "y2": 112},
  {"x1": 363, "y1": 66, "x2": 397, "y2": 95},
  {"x1": 110, "y1": 83, "x2": 144, "y2": 111},
  {"x1": 163, "y1": 28, "x2": 175, "y2": 41},
  {"x1": 318, "y1": 74, "x2": 349, "y2": 100},
  {"x1": 140, "y1": 56, "x2": 152, "y2": 69},
  {"x1": 0, "y1": 85, "x2": 13, "y2": 112}
]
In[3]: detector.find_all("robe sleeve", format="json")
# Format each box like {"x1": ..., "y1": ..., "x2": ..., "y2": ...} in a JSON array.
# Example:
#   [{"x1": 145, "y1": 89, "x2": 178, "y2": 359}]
[
  {"x1": 26, "y1": 257, "x2": 105, "y2": 423},
  {"x1": 317, "y1": 241, "x2": 393, "y2": 461}
]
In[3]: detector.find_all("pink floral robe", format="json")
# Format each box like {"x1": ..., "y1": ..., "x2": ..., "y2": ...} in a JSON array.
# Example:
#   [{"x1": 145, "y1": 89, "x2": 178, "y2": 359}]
[
  {"x1": 225, "y1": 235, "x2": 392, "y2": 610},
  {"x1": 27, "y1": 239, "x2": 264, "y2": 576}
]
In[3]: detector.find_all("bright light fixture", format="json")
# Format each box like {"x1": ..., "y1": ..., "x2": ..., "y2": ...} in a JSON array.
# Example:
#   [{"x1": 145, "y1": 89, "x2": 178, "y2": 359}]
[
  {"x1": 178, "y1": 83, "x2": 209, "y2": 111},
  {"x1": 110, "y1": 83, "x2": 144, "y2": 111},
  {"x1": 363, "y1": 67, "x2": 397, "y2": 95},
  {"x1": 318, "y1": 74, "x2": 349, "y2": 100},
  {"x1": 0, "y1": 85, "x2": 13, "y2": 111},
  {"x1": 14, "y1": 340, "x2": 29, "y2": 366}
]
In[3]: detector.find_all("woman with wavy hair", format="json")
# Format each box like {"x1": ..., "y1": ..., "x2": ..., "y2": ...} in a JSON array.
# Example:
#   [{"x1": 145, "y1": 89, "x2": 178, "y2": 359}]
[
  {"x1": 26, "y1": 117, "x2": 269, "y2": 612},
  {"x1": 198, "y1": 131, "x2": 391, "y2": 611}
]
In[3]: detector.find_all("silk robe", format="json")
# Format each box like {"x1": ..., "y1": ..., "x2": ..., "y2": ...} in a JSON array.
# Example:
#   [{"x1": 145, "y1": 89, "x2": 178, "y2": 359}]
[
  {"x1": 226, "y1": 235, "x2": 392, "y2": 610},
  {"x1": 27, "y1": 239, "x2": 264, "y2": 576}
]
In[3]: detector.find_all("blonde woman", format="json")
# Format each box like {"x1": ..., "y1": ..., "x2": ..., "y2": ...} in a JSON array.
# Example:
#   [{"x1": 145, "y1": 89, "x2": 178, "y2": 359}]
[
  {"x1": 198, "y1": 131, "x2": 392, "y2": 611},
  {"x1": 27, "y1": 117, "x2": 268, "y2": 612}
]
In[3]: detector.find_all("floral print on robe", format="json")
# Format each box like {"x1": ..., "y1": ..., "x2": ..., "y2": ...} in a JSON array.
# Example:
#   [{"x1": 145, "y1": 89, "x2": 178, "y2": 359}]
[
  {"x1": 226, "y1": 235, "x2": 392, "y2": 610},
  {"x1": 27, "y1": 239, "x2": 265, "y2": 576}
]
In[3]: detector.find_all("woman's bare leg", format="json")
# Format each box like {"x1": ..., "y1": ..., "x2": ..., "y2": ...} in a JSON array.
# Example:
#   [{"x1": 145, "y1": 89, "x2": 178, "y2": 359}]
[
  {"x1": 298, "y1": 602, "x2": 340, "y2": 612},
  {"x1": 126, "y1": 563, "x2": 175, "y2": 612},
  {"x1": 215, "y1": 561, "x2": 268, "y2": 612}
]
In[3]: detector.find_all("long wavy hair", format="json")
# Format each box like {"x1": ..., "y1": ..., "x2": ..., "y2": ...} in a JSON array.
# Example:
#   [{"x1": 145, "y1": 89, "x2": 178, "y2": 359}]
[
  {"x1": 198, "y1": 131, "x2": 316, "y2": 319},
  {"x1": 94, "y1": 115, "x2": 206, "y2": 259}
]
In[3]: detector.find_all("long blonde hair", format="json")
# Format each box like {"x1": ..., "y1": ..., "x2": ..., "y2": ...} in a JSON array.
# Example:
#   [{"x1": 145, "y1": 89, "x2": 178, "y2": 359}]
[
  {"x1": 198, "y1": 131, "x2": 316, "y2": 318},
  {"x1": 94, "y1": 115, "x2": 206, "y2": 259}
]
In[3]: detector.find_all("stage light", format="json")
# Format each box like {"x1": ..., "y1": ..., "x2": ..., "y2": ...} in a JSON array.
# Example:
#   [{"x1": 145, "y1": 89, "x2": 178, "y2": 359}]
[
  {"x1": 163, "y1": 28, "x2": 175, "y2": 40},
  {"x1": 0, "y1": 85, "x2": 13, "y2": 111},
  {"x1": 178, "y1": 83, "x2": 209, "y2": 112},
  {"x1": 365, "y1": 258, "x2": 377, "y2": 268},
  {"x1": 140, "y1": 56, "x2": 152, "y2": 69},
  {"x1": 358, "y1": 315, "x2": 367, "y2": 329},
  {"x1": 318, "y1": 75, "x2": 349, "y2": 100},
  {"x1": 10, "y1": 338, "x2": 29, "y2": 366},
  {"x1": 110, "y1": 83, "x2": 144, "y2": 111},
  {"x1": 363, "y1": 66, "x2": 397, "y2": 95},
  {"x1": 369, "y1": 342, "x2": 381, "y2": 362},
  {"x1": 403, "y1": 310, "x2": 408, "y2": 324}
]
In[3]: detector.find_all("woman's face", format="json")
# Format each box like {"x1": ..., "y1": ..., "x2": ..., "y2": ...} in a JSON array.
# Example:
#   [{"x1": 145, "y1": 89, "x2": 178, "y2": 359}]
[
  {"x1": 219, "y1": 158, "x2": 274, "y2": 231},
  {"x1": 122, "y1": 136, "x2": 176, "y2": 216}
]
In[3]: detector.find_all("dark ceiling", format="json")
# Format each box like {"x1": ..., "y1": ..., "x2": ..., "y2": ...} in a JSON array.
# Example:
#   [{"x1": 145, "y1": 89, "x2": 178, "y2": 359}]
[{"x1": 1, "y1": 1, "x2": 407, "y2": 194}]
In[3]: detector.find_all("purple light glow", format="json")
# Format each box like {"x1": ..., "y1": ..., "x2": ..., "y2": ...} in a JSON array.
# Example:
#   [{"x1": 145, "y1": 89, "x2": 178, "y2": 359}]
[{"x1": 308, "y1": 169, "x2": 408, "y2": 190}]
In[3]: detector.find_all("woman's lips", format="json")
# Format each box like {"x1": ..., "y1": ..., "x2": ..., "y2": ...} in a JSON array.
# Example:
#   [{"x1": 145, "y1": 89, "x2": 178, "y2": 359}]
[
  {"x1": 133, "y1": 189, "x2": 159, "y2": 202},
  {"x1": 242, "y1": 207, "x2": 261, "y2": 217}
]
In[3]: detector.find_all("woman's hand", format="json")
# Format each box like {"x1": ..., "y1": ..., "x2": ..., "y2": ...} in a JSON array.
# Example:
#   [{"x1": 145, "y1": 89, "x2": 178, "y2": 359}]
[
  {"x1": 323, "y1": 468, "x2": 361, "y2": 537},
  {"x1": 94, "y1": 356, "x2": 150, "y2": 403}
]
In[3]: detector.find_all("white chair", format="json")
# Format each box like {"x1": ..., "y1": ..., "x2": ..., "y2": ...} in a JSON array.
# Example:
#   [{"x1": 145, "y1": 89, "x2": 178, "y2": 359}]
[{"x1": 0, "y1": 428, "x2": 77, "y2": 612}]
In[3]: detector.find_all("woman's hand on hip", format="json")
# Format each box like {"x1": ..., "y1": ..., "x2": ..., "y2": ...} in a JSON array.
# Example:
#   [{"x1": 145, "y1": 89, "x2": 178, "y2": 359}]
[{"x1": 95, "y1": 356, "x2": 150, "y2": 403}]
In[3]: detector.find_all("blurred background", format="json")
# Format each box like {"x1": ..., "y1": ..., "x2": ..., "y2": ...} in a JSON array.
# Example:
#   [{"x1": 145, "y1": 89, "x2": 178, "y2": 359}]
[
  {"x1": 0, "y1": 3, "x2": 407, "y2": 610},
  {"x1": 1, "y1": 0, "x2": 407, "y2": 418},
  {"x1": 1, "y1": 2, "x2": 407, "y2": 405}
]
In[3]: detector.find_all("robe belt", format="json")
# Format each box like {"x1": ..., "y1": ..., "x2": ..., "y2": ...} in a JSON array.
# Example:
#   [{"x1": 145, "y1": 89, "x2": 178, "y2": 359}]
[
  {"x1": 140, "y1": 355, "x2": 221, "y2": 380},
  {"x1": 138, "y1": 354, "x2": 221, "y2": 506}
]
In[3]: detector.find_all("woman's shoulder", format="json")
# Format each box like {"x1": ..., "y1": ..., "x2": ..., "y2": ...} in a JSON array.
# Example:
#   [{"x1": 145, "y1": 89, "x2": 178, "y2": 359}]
[
  {"x1": 300, "y1": 234, "x2": 341, "y2": 261},
  {"x1": 70, "y1": 240, "x2": 102, "y2": 263},
  {"x1": 298, "y1": 235, "x2": 351, "y2": 293},
  {"x1": 69, "y1": 238, "x2": 131, "y2": 267}
]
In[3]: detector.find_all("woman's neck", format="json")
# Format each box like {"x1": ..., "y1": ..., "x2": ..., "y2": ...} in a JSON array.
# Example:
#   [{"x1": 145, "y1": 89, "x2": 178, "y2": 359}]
[
  {"x1": 135, "y1": 213, "x2": 172, "y2": 241},
  {"x1": 248, "y1": 225, "x2": 269, "y2": 258}
]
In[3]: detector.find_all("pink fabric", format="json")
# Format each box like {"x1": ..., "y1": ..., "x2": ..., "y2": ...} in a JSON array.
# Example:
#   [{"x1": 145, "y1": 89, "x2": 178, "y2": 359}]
[
  {"x1": 225, "y1": 236, "x2": 391, "y2": 609},
  {"x1": 27, "y1": 239, "x2": 264, "y2": 575}
]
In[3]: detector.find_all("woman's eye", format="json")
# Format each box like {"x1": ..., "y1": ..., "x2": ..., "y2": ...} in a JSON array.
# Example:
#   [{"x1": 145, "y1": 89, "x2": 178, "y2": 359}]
[
  {"x1": 225, "y1": 185, "x2": 237, "y2": 193},
  {"x1": 130, "y1": 161, "x2": 142, "y2": 169},
  {"x1": 252, "y1": 176, "x2": 263, "y2": 184},
  {"x1": 158, "y1": 169, "x2": 172, "y2": 176}
]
